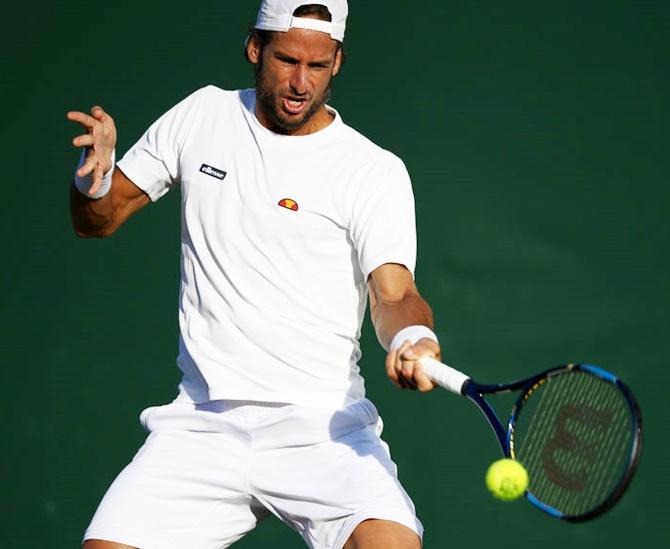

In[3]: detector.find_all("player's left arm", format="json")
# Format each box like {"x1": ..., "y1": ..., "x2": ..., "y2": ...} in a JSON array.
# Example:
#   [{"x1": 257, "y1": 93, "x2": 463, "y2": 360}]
[{"x1": 368, "y1": 263, "x2": 440, "y2": 392}]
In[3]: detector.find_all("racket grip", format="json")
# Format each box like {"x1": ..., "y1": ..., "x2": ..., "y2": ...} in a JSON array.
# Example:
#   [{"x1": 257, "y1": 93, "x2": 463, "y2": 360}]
[{"x1": 419, "y1": 357, "x2": 470, "y2": 395}]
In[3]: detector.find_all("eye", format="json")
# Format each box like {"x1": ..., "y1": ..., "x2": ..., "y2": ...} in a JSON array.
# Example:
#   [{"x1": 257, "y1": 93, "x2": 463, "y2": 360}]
[{"x1": 276, "y1": 55, "x2": 298, "y2": 65}]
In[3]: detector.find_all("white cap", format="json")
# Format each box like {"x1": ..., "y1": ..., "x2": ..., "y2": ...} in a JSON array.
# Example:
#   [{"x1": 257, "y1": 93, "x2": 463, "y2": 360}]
[{"x1": 254, "y1": 0, "x2": 348, "y2": 42}]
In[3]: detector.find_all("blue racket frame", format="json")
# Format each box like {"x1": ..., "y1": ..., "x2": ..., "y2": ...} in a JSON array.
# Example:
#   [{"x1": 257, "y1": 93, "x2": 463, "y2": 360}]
[{"x1": 460, "y1": 363, "x2": 643, "y2": 521}]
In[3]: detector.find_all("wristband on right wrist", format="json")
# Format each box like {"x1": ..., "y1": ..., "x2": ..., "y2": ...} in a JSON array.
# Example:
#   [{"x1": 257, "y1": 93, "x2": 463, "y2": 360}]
[{"x1": 388, "y1": 325, "x2": 438, "y2": 352}]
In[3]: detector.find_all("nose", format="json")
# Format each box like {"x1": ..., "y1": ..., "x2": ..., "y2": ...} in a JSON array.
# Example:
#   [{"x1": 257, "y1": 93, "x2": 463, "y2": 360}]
[{"x1": 289, "y1": 65, "x2": 308, "y2": 95}]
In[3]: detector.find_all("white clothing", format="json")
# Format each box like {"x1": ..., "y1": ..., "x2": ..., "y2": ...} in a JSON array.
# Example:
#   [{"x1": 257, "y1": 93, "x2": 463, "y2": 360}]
[
  {"x1": 84, "y1": 400, "x2": 423, "y2": 549},
  {"x1": 118, "y1": 86, "x2": 417, "y2": 408}
]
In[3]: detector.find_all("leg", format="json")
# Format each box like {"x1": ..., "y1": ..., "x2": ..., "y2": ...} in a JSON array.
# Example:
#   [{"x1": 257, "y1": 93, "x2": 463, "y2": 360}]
[
  {"x1": 344, "y1": 519, "x2": 421, "y2": 549},
  {"x1": 251, "y1": 400, "x2": 423, "y2": 549},
  {"x1": 83, "y1": 541, "x2": 137, "y2": 549},
  {"x1": 83, "y1": 404, "x2": 268, "y2": 549}
]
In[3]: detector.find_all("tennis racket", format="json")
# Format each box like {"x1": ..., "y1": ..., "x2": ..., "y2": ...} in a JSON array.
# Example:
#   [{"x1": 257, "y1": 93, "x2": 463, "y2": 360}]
[{"x1": 419, "y1": 358, "x2": 643, "y2": 521}]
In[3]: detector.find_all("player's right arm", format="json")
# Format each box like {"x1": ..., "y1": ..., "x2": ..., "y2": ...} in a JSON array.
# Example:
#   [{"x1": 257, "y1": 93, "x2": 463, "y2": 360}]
[{"x1": 68, "y1": 106, "x2": 150, "y2": 238}]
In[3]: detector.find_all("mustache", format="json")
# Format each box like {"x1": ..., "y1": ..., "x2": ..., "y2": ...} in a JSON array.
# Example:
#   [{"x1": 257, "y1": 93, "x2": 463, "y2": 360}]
[{"x1": 275, "y1": 89, "x2": 314, "y2": 102}]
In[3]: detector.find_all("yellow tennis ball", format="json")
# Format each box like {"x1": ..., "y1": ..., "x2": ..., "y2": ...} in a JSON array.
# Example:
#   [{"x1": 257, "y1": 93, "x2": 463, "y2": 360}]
[{"x1": 485, "y1": 458, "x2": 528, "y2": 501}]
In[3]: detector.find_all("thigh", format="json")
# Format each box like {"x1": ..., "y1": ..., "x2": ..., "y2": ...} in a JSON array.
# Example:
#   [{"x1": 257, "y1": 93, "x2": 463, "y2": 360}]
[
  {"x1": 84, "y1": 428, "x2": 268, "y2": 549},
  {"x1": 251, "y1": 403, "x2": 423, "y2": 549}
]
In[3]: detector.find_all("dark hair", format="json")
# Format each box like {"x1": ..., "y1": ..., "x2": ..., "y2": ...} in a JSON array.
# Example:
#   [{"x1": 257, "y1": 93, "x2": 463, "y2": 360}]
[
  {"x1": 293, "y1": 4, "x2": 333, "y2": 21},
  {"x1": 245, "y1": 4, "x2": 345, "y2": 64}
]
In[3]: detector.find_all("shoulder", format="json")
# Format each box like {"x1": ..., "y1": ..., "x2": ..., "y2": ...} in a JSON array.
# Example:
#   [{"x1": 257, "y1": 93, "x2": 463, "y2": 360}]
[
  {"x1": 162, "y1": 86, "x2": 250, "y2": 135},
  {"x1": 333, "y1": 116, "x2": 408, "y2": 174},
  {"x1": 333, "y1": 123, "x2": 413, "y2": 219},
  {"x1": 178, "y1": 85, "x2": 244, "y2": 109}
]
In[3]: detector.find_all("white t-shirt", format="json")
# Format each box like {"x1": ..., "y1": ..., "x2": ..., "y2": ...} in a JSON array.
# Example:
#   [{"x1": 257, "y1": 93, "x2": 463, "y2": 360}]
[{"x1": 118, "y1": 86, "x2": 416, "y2": 408}]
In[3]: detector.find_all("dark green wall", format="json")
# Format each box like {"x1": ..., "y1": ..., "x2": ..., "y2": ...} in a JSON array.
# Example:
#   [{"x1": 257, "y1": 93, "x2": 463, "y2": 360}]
[{"x1": 2, "y1": 1, "x2": 667, "y2": 547}]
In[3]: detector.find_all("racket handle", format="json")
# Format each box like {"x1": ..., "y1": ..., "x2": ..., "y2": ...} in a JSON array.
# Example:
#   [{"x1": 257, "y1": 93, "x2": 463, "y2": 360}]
[{"x1": 419, "y1": 357, "x2": 470, "y2": 395}]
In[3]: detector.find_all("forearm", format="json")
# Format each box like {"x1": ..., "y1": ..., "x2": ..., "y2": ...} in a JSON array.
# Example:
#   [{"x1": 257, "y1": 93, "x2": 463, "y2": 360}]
[
  {"x1": 368, "y1": 264, "x2": 439, "y2": 391},
  {"x1": 70, "y1": 178, "x2": 116, "y2": 238},
  {"x1": 70, "y1": 165, "x2": 151, "y2": 238},
  {"x1": 68, "y1": 106, "x2": 129, "y2": 238},
  {"x1": 371, "y1": 291, "x2": 434, "y2": 351}
]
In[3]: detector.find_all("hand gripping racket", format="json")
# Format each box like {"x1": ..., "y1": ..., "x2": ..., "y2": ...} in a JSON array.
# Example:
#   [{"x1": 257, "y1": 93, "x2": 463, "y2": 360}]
[{"x1": 419, "y1": 358, "x2": 643, "y2": 521}]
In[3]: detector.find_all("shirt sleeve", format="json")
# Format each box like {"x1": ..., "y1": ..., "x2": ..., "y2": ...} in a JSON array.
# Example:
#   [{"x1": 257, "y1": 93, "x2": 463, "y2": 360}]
[
  {"x1": 350, "y1": 154, "x2": 417, "y2": 280},
  {"x1": 117, "y1": 87, "x2": 205, "y2": 202}
]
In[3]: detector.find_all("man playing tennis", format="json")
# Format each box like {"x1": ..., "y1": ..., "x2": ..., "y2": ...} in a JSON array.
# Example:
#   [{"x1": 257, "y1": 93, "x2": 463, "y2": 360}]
[{"x1": 68, "y1": 1, "x2": 441, "y2": 547}]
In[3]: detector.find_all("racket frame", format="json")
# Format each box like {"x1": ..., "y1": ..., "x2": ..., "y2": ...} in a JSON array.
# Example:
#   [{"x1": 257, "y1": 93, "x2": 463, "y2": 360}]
[{"x1": 456, "y1": 363, "x2": 642, "y2": 521}]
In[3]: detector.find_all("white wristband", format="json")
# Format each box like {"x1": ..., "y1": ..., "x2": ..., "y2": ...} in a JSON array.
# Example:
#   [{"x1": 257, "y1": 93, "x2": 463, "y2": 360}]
[
  {"x1": 74, "y1": 148, "x2": 115, "y2": 199},
  {"x1": 389, "y1": 325, "x2": 438, "y2": 352}
]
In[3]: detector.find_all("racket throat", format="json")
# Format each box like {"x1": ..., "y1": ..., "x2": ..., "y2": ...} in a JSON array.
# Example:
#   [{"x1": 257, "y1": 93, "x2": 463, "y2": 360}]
[{"x1": 466, "y1": 390, "x2": 510, "y2": 456}]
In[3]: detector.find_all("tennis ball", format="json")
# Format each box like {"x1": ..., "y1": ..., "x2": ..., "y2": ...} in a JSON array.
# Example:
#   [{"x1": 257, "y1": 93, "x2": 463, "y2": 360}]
[{"x1": 485, "y1": 459, "x2": 528, "y2": 501}]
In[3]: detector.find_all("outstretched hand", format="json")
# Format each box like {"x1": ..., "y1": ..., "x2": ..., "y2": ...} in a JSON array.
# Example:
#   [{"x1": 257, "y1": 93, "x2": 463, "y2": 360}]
[
  {"x1": 67, "y1": 106, "x2": 117, "y2": 196},
  {"x1": 386, "y1": 337, "x2": 440, "y2": 392}
]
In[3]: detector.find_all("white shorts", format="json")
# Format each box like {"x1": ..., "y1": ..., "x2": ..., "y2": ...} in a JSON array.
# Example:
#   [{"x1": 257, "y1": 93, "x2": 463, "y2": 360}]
[{"x1": 84, "y1": 398, "x2": 423, "y2": 549}]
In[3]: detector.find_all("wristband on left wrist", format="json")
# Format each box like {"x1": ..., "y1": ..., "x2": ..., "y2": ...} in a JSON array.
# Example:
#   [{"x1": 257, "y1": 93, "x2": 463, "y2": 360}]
[{"x1": 74, "y1": 148, "x2": 116, "y2": 199}]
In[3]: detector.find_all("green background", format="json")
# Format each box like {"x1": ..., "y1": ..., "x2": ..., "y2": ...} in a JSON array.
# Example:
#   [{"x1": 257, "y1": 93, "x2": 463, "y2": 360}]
[{"x1": 1, "y1": 0, "x2": 668, "y2": 547}]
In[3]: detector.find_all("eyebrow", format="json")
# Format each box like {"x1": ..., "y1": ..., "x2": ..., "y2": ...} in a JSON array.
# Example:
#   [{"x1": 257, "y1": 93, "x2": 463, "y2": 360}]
[{"x1": 274, "y1": 51, "x2": 332, "y2": 67}]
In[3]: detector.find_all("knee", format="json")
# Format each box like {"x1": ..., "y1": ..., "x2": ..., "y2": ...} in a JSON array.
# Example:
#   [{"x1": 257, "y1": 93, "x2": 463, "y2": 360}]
[
  {"x1": 345, "y1": 519, "x2": 421, "y2": 549},
  {"x1": 83, "y1": 540, "x2": 138, "y2": 549}
]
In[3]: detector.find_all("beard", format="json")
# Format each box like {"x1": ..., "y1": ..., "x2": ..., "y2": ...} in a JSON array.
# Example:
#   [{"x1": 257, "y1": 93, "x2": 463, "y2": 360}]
[{"x1": 255, "y1": 63, "x2": 332, "y2": 134}]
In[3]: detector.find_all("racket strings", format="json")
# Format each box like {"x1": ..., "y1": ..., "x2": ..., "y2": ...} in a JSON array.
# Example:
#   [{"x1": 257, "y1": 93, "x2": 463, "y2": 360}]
[
  {"x1": 554, "y1": 376, "x2": 628, "y2": 514},
  {"x1": 545, "y1": 374, "x2": 609, "y2": 512},
  {"x1": 519, "y1": 373, "x2": 596, "y2": 512},
  {"x1": 590, "y1": 397, "x2": 631, "y2": 504},
  {"x1": 541, "y1": 374, "x2": 629, "y2": 514},
  {"x1": 513, "y1": 370, "x2": 633, "y2": 516}
]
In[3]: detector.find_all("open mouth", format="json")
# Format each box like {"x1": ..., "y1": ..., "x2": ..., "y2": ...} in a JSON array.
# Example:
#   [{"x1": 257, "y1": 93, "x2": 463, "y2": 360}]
[{"x1": 282, "y1": 97, "x2": 308, "y2": 115}]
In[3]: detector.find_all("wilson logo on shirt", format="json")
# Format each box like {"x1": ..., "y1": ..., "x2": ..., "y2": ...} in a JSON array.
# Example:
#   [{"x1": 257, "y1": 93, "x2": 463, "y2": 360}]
[
  {"x1": 278, "y1": 198, "x2": 299, "y2": 211},
  {"x1": 199, "y1": 164, "x2": 227, "y2": 180}
]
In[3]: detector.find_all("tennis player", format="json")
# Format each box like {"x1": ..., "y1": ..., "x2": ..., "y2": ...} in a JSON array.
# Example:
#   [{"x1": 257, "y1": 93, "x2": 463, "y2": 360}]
[{"x1": 68, "y1": 1, "x2": 441, "y2": 547}]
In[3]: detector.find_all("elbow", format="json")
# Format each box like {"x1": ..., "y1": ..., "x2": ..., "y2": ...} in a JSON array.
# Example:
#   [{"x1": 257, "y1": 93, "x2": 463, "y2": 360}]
[{"x1": 74, "y1": 229, "x2": 104, "y2": 239}]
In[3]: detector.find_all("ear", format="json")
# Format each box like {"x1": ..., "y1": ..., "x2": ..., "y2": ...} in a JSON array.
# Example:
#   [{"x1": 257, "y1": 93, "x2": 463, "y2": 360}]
[
  {"x1": 246, "y1": 34, "x2": 262, "y2": 65},
  {"x1": 332, "y1": 47, "x2": 343, "y2": 77}
]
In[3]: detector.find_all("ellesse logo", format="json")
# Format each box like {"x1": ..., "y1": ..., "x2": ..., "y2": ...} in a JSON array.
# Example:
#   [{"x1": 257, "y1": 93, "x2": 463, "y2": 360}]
[
  {"x1": 199, "y1": 164, "x2": 227, "y2": 180},
  {"x1": 278, "y1": 198, "x2": 299, "y2": 211}
]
